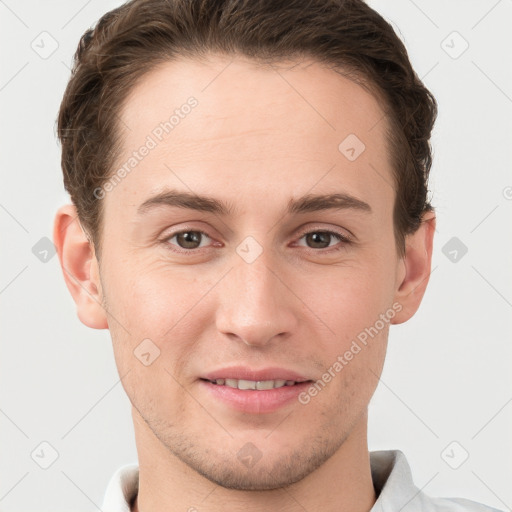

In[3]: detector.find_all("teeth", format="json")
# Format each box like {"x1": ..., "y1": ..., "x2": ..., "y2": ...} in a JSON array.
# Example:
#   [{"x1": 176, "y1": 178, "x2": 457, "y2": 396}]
[{"x1": 212, "y1": 378, "x2": 295, "y2": 390}]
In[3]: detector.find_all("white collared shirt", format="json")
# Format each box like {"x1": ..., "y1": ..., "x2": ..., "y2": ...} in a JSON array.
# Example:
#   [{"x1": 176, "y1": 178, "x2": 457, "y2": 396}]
[{"x1": 100, "y1": 450, "x2": 503, "y2": 512}]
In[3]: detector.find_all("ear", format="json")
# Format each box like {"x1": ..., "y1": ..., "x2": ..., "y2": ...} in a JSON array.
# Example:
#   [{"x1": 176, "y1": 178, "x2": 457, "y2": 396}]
[
  {"x1": 391, "y1": 210, "x2": 436, "y2": 325},
  {"x1": 53, "y1": 204, "x2": 108, "y2": 329}
]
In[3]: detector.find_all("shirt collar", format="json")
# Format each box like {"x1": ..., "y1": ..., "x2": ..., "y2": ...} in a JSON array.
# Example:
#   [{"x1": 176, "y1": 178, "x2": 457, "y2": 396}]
[
  {"x1": 370, "y1": 449, "x2": 418, "y2": 511},
  {"x1": 101, "y1": 462, "x2": 138, "y2": 512}
]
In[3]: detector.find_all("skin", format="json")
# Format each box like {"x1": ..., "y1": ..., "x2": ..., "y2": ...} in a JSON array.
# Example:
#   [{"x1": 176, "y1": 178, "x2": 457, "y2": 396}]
[{"x1": 54, "y1": 54, "x2": 435, "y2": 512}]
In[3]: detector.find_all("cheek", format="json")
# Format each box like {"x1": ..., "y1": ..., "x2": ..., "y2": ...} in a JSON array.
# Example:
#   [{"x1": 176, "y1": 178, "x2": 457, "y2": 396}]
[
  {"x1": 296, "y1": 253, "x2": 395, "y2": 403},
  {"x1": 103, "y1": 262, "x2": 216, "y2": 385},
  {"x1": 302, "y1": 256, "x2": 396, "y2": 340},
  {"x1": 104, "y1": 257, "x2": 208, "y2": 336},
  {"x1": 104, "y1": 266, "x2": 198, "y2": 415}
]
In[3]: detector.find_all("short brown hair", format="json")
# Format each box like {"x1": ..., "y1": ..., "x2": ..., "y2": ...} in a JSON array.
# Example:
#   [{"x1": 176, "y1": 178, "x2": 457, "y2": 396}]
[{"x1": 57, "y1": 0, "x2": 437, "y2": 259}]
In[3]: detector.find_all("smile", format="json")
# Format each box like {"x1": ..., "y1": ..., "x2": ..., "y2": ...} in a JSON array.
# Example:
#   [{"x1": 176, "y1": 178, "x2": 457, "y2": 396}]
[{"x1": 204, "y1": 378, "x2": 300, "y2": 390}]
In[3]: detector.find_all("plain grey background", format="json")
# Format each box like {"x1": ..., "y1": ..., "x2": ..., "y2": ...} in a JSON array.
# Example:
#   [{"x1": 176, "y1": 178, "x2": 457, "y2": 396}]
[{"x1": 1, "y1": 1, "x2": 511, "y2": 510}]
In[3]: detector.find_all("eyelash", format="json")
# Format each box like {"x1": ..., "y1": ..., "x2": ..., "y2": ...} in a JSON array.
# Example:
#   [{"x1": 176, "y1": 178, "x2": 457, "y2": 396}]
[{"x1": 161, "y1": 227, "x2": 352, "y2": 255}]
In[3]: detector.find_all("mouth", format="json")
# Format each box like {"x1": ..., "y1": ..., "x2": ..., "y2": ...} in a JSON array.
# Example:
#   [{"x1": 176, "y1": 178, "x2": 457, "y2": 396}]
[
  {"x1": 198, "y1": 369, "x2": 315, "y2": 413},
  {"x1": 200, "y1": 378, "x2": 311, "y2": 390},
  {"x1": 198, "y1": 366, "x2": 315, "y2": 413}
]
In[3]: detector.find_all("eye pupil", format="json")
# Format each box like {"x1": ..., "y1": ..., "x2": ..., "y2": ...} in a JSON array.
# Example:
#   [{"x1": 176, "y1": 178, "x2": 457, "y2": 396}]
[
  {"x1": 306, "y1": 232, "x2": 331, "y2": 249},
  {"x1": 177, "y1": 231, "x2": 201, "y2": 249}
]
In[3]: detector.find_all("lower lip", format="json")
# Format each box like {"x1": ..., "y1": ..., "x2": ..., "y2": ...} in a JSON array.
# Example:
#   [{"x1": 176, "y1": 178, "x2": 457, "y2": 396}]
[{"x1": 199, "y1": 380, "x2": 312, "y2": 414}]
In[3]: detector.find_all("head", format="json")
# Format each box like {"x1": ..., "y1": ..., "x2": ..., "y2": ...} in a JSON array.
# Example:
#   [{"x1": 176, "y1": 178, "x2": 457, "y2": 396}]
[{"x1": 54, "y1": 0, "x2": 437, "y2": 491}]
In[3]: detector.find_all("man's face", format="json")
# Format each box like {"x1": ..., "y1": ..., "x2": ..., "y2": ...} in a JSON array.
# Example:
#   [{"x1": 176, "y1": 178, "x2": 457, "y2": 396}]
[{"x1": 96, "y1": 55, "x2": 405, "y2": 489}]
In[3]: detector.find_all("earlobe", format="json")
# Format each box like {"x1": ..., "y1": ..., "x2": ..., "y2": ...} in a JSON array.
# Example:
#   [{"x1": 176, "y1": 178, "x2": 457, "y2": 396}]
[
  {"x1": 391, "y1": 211, "x2": 436, "y2": 325},
  {"x1": 53, "y1": 204, "x2": 108, "y2": 330}
]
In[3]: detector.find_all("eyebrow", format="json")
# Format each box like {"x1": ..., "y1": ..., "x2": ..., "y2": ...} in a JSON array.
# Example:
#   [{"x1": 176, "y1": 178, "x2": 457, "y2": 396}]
[{"x1": 136, "y1": 189, "x2": 372, "y2": 217}]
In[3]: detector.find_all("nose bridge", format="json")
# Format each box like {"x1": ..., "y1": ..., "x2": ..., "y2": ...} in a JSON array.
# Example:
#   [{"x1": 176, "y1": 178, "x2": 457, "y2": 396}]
[{"x1": 215, "y1": 242, "x2": 297, "y2": 346}]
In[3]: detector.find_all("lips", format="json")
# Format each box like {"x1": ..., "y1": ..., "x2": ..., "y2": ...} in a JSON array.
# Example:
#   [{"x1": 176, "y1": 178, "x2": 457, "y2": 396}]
[
  {"x1": 200, "y1": 366, "x2": 314, "y2": 396},
  {"x1": 198, "y1": 366, "x2": 315, "y2": 413},
  {"x1": 201, "y1": 366, "x2": 311, "y2": 383}
]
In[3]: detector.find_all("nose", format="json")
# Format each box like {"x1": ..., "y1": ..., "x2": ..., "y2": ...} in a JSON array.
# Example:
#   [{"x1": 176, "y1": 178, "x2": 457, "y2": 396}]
[{"x1": 215, "y1": 248, "x2": 299, "y2": 348}]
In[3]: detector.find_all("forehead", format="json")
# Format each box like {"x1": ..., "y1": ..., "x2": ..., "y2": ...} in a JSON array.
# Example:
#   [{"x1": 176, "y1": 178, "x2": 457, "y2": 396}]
[
  {"x1": 111, "y1": 54, "x2": 394, "y2": 215},
  {"x1": 120, "y1": 54, "x2": 388, "y2": 144}
]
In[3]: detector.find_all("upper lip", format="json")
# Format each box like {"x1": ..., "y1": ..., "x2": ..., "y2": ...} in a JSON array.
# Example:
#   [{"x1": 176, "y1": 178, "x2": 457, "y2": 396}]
[{"x1": 202, "y1": 366, "x2": 312, "y2": 382}]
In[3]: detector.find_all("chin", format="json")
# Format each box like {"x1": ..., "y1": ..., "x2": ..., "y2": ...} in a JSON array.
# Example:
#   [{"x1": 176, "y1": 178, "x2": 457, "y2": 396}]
[
  {"x1": 169, "y1": 435, "x2": 340, "y2": 491},
  {"x1": 192, "y1": 461, "x2": 312, "y2": 491}
]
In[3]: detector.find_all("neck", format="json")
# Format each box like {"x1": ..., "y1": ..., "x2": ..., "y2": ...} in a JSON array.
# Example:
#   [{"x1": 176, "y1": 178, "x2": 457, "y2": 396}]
[{"x1": 131, "y1": 408, "x2": 376, "y2": 512}]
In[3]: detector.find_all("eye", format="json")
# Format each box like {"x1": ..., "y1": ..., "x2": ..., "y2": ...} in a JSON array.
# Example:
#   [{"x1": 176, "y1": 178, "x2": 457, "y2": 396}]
[
  {"x1": 163, "y1": 229, "x2": 213, "y2": 252},
  {"x1": 295, "y1": 229, "x2": 352, "y2": 252}
]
